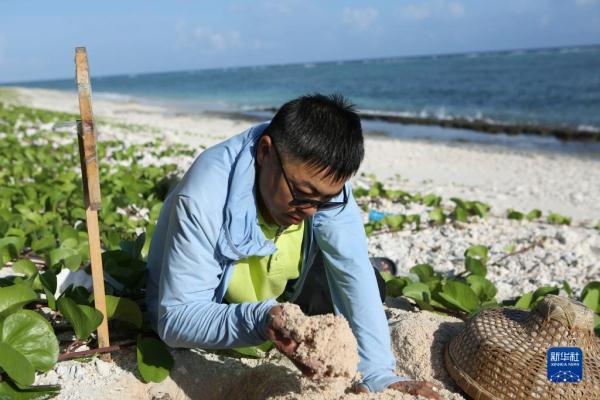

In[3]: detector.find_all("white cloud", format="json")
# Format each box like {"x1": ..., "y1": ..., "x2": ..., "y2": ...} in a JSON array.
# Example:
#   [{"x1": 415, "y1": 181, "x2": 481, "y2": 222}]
[
  {"x1": 175, "y1": 22, "x2": 241, "y2": 54},
  {"x1": 448, "y1": 2, "x2": 465, "y2": 18},
  {"x1": 397, "y1": 0, "x2": 465, "y2": 21},
  {"x1": 342, "y1": 7, "x2": 379, "y2": 31},
  {"x1": 260, "y1": 0, "x2": 301, "y2": 15}
]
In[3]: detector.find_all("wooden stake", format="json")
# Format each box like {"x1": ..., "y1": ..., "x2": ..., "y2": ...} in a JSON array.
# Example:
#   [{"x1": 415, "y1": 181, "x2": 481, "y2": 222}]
[{"x1": 75, "y1": 47, "x2": 111, "y2": 362}]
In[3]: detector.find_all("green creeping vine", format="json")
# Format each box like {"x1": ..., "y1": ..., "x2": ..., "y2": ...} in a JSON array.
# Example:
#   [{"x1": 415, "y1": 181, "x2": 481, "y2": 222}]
[
  {"x1": 0, "y1": 101, "x2": 184, "y2": 398},
  {"x1": 380, "y1": 244, "x2": 600, "y2": 337},
  {"x1": 354, "y1": 178, "x2": 584, "y2": 237}
]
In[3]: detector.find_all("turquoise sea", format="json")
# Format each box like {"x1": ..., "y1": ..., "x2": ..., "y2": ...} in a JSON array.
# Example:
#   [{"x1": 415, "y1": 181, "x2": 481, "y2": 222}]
[{"x1": 7, "y1": 45, "x2": 600, "y2": 153}]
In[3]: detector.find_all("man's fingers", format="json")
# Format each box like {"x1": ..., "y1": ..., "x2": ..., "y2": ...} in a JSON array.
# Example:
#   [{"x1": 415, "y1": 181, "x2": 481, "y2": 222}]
[
  {"x1": 353, "y1": 384, "x2": 369, "y2": 394},
  {"x1": 389, "y1": 380, "x2": 444, "y2": 400},
  {"x1": 273, "y1": 336, "x2": 297, "y2": 355},
  {"x1": 415, "y1": 387, "x2": 444, "y2": 400}
]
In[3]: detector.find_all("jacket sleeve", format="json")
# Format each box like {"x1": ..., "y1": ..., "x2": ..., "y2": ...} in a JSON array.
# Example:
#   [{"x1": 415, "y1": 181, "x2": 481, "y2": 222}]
[
  {"x1": 156, "y1": 194, "x2": 277, "y2": 349},
  {"x1": 313, "y1": 183, "x2": 410, "y2": 392}
]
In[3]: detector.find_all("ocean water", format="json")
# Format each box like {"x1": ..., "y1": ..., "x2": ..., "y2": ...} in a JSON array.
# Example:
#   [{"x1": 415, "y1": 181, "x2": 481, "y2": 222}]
[{"x1": 8, "y1": 45, "x2": 600, "y2": 152}]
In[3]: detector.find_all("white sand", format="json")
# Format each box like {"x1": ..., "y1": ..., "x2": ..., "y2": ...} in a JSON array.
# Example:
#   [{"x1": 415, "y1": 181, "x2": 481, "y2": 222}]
[
  {"x1": 279, "y1": 303, "x2": 360, "y2": 379},
  {"x1": 34, "y1": 305, "x2": 466, "y2": 400}
]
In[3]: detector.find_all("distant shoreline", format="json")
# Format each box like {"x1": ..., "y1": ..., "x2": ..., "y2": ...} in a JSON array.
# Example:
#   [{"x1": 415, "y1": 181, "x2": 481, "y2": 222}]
[
  {"x1": 252, "y1": 106, "x2": 600, "y2": 143},
  {"x1": 5, "y1": 86, "x2": 600, "y2": 147}
]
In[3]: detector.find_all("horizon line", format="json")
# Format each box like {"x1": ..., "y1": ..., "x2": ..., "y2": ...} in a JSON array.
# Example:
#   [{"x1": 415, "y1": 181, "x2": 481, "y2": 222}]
[{"x1": 2, "y1": 41, "x2": 599, "y2": 86}]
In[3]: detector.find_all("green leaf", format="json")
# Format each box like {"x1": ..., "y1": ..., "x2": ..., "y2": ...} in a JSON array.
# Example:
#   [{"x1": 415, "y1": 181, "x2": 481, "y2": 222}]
[
  {"x1": 120, "y1": 232, "x2": 146, "y2": 260},
  {"x1": 136, "y1": 334, "x2": 174, "y2": 383},
  {"x1": 60, "y1": 238, "x2": 78, "y2": 249},
  {"x1": 368, "y1": 181, "x2": 385, "y2": 197},
  {"x1": 465, "y1": 257, "x2": 487, "y2": 277},
  {"x1": 453, "y1": 206, "x2": 468, "y2": 222},
  {"x1": 438, "y1": 280, "x2": 479, "y2": 313},
  {"x1": 472, "y1": 202, "x2": 489, "y2": 218},
  {"x1": 103, "y1": 295, "x2": 143, "y2": 329},
  {"x1": 0, "y1": 381, "x2": 60, "y2": 400},
  {"x1": 57, "y1": 297, "x2": 103, "y2": 340},
  {"x1": 562, "y1": 280, "x2": 573, "y2": 298},
  {"x1": 0, "y1": 310, "x2": 59, "y2": 372},
  {"x1": 0, "y1": 342, "x2": 35, "y2": 387},
  {"x1": 464, "y1": 245, "x2": 489, "y2": 262},
  {"x1": 526, "y1": 209, "x2": 542, "y2": 221},
  {"x1": 428, "y1": 208, "x2": 446, "y2": 225},
  {"x1": 531, "y1": 286, "x2": 560, "y2": 305},
  {"x1": 402, "y1": 282, "x2": 431, "y2": 303},
  {"x1": 386, "y1": 277, "x2": 410, "y2": 297},
  {"x1": 514, "y1": 291, "x2": 534, "y2": 309},
  {"x1": 230, "y1": 341, "x2": 274, "y2": 358},
  {"x1": 38, "y1": 271, "x2": 57, "y2": 295},
  {"x1": 581, "y1": 282, "x2": 600, "y2": 313},
  {"x1": 507, "y1": 209, "x2": 524, "y2": 220},
  {"x1": 43, "y1": 289, "x2": 56, "y2": 311},
  {"x1": 409, "y1": 264, "x2": 437, "y2": 283},
  {"x1": 12, "y1": 260, "x2": 37, "y2": 278},
  {"x1": 30, "y1": 235, "x2": 56, "y2": 253},
  {"x1": 378, "y1": 271, "x2": 395, "y2": 282},
  {"x1": 466, "y1": 275, "x2": 497, "y2": 302},
  {"x1": 405, "y1": 214, "x2": 421, "y2": 229},
  {"x1": 595, "y1": 221, "x2": 600, "y2": 231},
  {"x1": 49, "y1": 248, "x2": 81, "y2": 271},
  {"x1": 59, "y1": 285, "x2": 91, "y2": 306},
  {"x1": 422, "y1": 194, "x2": 441, "y2": 207},
  {"x1": 352, "y1": 187, "x2": 369, "y2": 198},
  {"x1": 547, "y1": 212, "x2": 571, "y2": 225},
  {"x1": 450, "y1": 197, "x2": 467, "y2": 209},
  {"x1": 382, "y1": 214, "x2": 405, "y2": 230},
  {"x1": 0, "y1": 284, "x2": 37, "y2": 317},
  {"x1": 0, "y1": 237, "x2": 25, "y2": 258},
  {"x1": 70, "y1": 208, "x2": 86, "y2": 220},
  {"x1": 149, "y1": 203, "x2": 163, "y2": 221}
]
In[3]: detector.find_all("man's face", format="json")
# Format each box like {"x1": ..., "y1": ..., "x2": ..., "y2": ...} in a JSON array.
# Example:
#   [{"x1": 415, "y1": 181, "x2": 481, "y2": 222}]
[{"x1": 256, "y1": 135, "x2": 346, "y2": 227}]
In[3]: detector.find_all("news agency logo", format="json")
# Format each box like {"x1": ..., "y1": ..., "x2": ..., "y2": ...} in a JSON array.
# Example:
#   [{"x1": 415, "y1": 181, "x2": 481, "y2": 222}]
[{"x1": 547, "y1": 347, "x2": 583, "y2": 383}]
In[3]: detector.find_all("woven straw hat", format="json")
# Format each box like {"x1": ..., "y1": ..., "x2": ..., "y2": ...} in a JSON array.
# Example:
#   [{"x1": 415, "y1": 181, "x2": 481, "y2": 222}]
[{"x1": 444, "y1": 295, "x2": 600, "y2": 399}]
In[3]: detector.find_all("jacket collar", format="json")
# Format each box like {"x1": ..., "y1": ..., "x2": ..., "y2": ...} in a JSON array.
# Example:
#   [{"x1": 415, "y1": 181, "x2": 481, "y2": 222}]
[{"x1": 216, "y1": 122, "x2": 278, "y2": 261}]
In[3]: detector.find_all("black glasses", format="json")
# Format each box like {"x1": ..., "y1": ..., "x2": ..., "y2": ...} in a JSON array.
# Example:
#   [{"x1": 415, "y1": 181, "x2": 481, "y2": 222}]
[{"x1": 270, "y1": 140, "x2": 348, "y2": 211}]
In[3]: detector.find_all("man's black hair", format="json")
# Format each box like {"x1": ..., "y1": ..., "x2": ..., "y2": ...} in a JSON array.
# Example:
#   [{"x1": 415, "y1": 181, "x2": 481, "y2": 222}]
[{"x1": 262, "y1": 93, "x2": 364, "y2": 183}]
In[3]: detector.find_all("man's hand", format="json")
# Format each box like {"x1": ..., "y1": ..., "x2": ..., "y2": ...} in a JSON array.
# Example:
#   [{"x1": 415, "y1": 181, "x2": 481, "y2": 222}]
[
  {"x1": 355, "y1": 380, "x2": 444, "y2": 400},
  {"x1": 264, "y1": 305, "x2": 323, "y2": 377}
]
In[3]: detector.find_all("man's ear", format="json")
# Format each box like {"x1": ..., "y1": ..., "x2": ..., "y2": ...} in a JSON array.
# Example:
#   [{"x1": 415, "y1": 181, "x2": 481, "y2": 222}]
[{"x1": 256, "y1": 135, "x2": 272, "y2": 167}]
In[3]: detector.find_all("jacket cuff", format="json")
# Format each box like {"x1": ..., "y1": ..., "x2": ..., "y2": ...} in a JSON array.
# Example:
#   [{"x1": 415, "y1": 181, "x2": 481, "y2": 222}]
[
  {"x1": 361, "y1": 374, "x2": 411, "y2": 393},
  {"x1": 257, "y1": 298, "x2": 279, "y2": 341}
]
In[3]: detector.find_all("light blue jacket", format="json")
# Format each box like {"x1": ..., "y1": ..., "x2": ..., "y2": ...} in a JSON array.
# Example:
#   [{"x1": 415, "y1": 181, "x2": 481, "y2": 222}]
[{"x1": 145, "y1": 122, "x2": 406, "y2": 392}]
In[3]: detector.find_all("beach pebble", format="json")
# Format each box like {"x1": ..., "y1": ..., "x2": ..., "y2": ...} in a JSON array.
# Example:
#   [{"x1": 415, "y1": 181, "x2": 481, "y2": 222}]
[{"x1": 95, "y1": 358, "x2": 112, "y2": 377}]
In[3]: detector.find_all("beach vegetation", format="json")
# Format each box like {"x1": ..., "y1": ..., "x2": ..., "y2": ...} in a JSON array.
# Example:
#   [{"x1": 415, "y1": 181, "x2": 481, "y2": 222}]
[
  {"x1": 0, "y1": 101, "x2": 182, "y2": 394},
  {"x1": 382, "y1": 243, "x2": 599, "y2": 336},
  {"x1": 547, "y1": 212, "x2": 572, "y2": 225}
]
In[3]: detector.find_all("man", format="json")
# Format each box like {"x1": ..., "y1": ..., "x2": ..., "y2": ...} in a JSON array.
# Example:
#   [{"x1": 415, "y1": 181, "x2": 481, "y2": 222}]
[{"x1": 145, "y1": 94, "x2": 442, "y2": 398}]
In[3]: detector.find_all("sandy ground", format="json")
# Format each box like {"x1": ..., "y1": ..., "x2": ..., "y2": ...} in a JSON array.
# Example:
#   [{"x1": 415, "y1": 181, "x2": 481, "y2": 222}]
[
  {"x1": 3, "y1": 87, "x2": 600, "y2": 399},
  {"x1": 34, "y1": 301, "x2": 466, "y2": 400}
]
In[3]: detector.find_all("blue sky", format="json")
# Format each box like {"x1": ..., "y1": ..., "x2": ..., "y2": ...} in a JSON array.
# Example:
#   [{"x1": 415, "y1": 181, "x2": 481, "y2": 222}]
[{"x1": 1, "y1": 0, "x2": 599, "y2": 83}]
